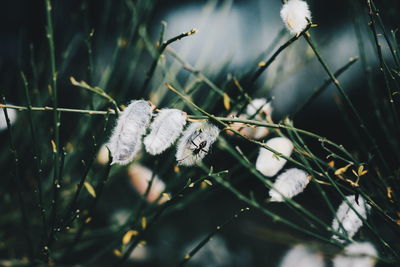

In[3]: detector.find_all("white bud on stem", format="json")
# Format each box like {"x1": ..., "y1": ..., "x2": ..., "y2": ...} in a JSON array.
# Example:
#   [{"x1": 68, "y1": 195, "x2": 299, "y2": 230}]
[
  {"x1": 176, "y1": 121, "x2": 220, "y2": 166},
  {"x1": 333, "y1": 242, "x2": 377, "y2": 267},
  {"x1": 269, "y1": 168, "x2": 310, "y2": 202},
  {"x1": 107, "y1": 100, "x2": 153, "y2": 165},
  {"x1": 280, "y1": 0, "x2": 311, "y2": 35},
  {"x1": 144, "y1": 109, "x2": 187, "y2": 155},
  {"x1": 256, "y1": 137, "x2": 294, "y2": 177},
  {"x1": 331, "y1": 195, "x2": 371, "y2": 242},
  {"x1": 279, "y1": 244, "x2": 325, "y2": 267}
]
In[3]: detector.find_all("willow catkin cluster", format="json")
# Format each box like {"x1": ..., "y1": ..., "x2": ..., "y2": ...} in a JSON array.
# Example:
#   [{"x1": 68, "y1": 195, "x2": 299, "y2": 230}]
[
  {"x1": 331, "y1": 195, "x2": 371, "y2": 242},
  {"x1": 279, "y1": 244, "x2": 325, "y2": 267},
  {"x1": 333, "y1": 242, "x2": 377, "y2": 267},
  {"x1": 107, "y1": 100, "x2": 153, "y2": 165},
  {"x1": 256, "y1": 137, "x2": 294, "y2": 177},
  {"x1": 176, "y1": 121, "x2": 220, "y2": 166},
  {"x1": 280, "y1": 0, "x2": 311, "y2": 35},
  {"x1": 144, "y1": 109, "x2": 187, "y2": 155},
  {"x1": 269, "y1": 168, "x2": 310, "y2": 202}
]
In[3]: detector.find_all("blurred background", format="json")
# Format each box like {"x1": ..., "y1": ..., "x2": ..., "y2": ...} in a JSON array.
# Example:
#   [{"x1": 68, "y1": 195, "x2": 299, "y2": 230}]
[{"x1": 1, "y1": 0, "x2": 399, "y2": 266}]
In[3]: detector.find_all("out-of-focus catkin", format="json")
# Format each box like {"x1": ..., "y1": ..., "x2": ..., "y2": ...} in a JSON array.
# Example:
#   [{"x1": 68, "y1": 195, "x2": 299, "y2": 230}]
[
  {"x1": 269, "y1": 168, "x2": 310, "y2": 202},
  {"x1": 331, "y1": 195, "x2": 371, "y2": 242},
  {"x1": 256, "y1": 137, "x2": 294, "y2": 177}
]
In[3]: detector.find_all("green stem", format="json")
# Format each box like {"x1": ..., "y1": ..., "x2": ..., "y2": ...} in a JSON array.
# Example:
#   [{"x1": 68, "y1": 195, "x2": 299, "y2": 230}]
[
  {"x1": 178, "y1": 207, "x2": 250, "y2": 267},
  {"x1": 303, "y1": 33, "x2": 391, "y2": 183},
  {"x1": 1, "y1": 96, "x2": 34, "y2": 264}
]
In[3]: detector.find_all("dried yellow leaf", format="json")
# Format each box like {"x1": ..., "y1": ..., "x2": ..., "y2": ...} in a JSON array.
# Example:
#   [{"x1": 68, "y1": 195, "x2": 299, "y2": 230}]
[
  {"x1": 174, "y1": 165, "x2": 180, "y2": 173},
  {"x1": 358, "y1": 165, "x2": 368, "y2": 176},
  {"x1": 188, "y1": 183, "x2": 195, "y2": 188},
  {"x1": 387, "y1": 187, "x2": 394, "y2": 199},
  {"x1": 223, "y1": 93, "x2": 231, "y2": 111},
  {"x1": 113, "y1": 249, "x2": 122, "y2": 257},
  {"x1": 141, "y1": 217, "x2": 147, "y2": 229},
  {"x1": 258, "y1": 61, "x2": 266, "y2": 67},
  {"x1": 328, "y1": 160, "x2": 335, "y2": 168},
  {"x1": 204, "y1": 179, "x2": 213, "y2": 186},
  {"x1": 50, "y1": 140, "x2": 57, "y2": 153},
  {"x1": 184, "y1": 254, "x2": 190, "y2": 260},
  {"x1": 122, "y1": 230, "x2": 139, "y2": 245},
  {"x1": 84, "y1": 181, "x2": 96, "y2": 198},
  {"x1": 85, "y1": 217, "x2": 92, "y2": 224},
  {"x1": 334, "y1": 163, "x2": 353, "y2": 176},
  {"x1": 162, "y1": 193, "x2": 171, "y2": 201}
]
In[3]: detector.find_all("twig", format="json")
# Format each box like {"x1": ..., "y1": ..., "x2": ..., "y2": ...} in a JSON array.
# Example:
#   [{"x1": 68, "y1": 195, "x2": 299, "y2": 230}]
[
  {"x1": 21, "y1": 72, "x2": 47, "y2": 247},
  {"x1": 116, "y1": 170, "x2": 228, "y2": 266},
  {"x1": 303, "y1": 32, "x2": 391, "y2": 183},
  {"x1": 1, "y1": 95, "x2": 34, "y2": 264},
  {"x1": 294, "y1": 56, "x2": 359, "y2": 117},
  {"x1": 141, "y1": 28, "x2": 198, "y2": 93},
  {"x1": 44, "y1": 0, "x2": 61, "y2": 258},
  {"x1": 250, "y1": 23, "x2": 311, "y2": 84},
  {"x1": 178, "y1": 207, "x2": 250, "y2": 267}
]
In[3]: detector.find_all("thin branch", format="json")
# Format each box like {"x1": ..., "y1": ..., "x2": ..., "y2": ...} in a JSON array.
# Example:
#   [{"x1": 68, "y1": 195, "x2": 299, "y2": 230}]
[
  {"x1": 141, "y1": 28, "x2": 198, "y2": 93},
  {"x1": 250, "y1": 23, "x2": 311, "y2": 84}
]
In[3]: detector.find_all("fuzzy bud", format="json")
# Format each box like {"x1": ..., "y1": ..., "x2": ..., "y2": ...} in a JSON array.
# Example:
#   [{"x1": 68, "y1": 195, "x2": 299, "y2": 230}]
[
  {"x1": 107, "y1": 100, "x2": 153, "y2": 165},
  {"x1": 331, "y1": 195, "x2": 371, "y2": 242},
  {"x1": 280, "y1": 0, "x2": 311, "y2": 35},
  {"x1": 176, "y1": 121, "x2": 220, "y2": 166},
  {"x1": 333, "y1": 242, "x2": 377, "y2": 267},
  {"x1": 269, "y1": 168, "x2": 310, "y2": 202},
  {"x1": 279, "y1": 244, "x2": 325, "y2": 267},
  {"x1": 144, "y1": 109, "x2": 187, "y2": 155},
  {"x1": 256, "y1": 137, "x2": 294, "y2": 177}
]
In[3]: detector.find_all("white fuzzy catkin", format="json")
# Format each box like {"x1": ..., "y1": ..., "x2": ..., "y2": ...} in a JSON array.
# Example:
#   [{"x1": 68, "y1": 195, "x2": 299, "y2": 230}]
[
  {"x1": 279, "y1": 244, "x2": 325, "y2": 267},
  {"x1": 333, "y1": 242, "x2": 377, "y2": 267},
  {"x1": 0, "y1": 107, "x2": 18, "y2": 131},
  {"x1": 256, "y1": 137, "x2": 294, "y2": 177},
  {"x1": 331, "y1": 195, "x2": 371, "y2": 242},
  {"x1": 246, "y1": 98, "x2": 273, "y2": 118},
  {"x1": 144, "y1": 109, "x2": 187, "y2": 155},
  {"x1": 176, "y1": 121, "x2": 220, "y2": 166},
  {"x1": 107, "y1": 100, "x2": 153, "y2": 165},
  {"x1": 280, "y1": 0, "x2": 311, "y2": 35},
  {"x1": 269, "y1": 168, "x2": 310, "y2": 202}
]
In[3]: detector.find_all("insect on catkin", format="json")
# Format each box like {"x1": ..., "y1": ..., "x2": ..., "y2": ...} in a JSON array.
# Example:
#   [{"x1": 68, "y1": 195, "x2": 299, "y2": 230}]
[
  {"x1": 107, "y1": 100, "x2": 153, "y2": 165},
  {"x1": 144, "y1": 109, "x2": 187, "y2": 155},
  {"x1": 256, "y1": 137, "x2": 294, "y2": 177},
  {"x1": 331, "y1": 195, "x2": 371, "y2": 242},
  {"x1": 269, "y1": 168, "x2": 310, "y2": 202},
  {"x1": 176, "y1": 121, "x2": 220, "y2": 166},
  {"x1": 333, "y1": 242, "x2": 377, "y2": 267},
  {"x1": 280, "y1": 0, "x2": 311, "y2": 35}
]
